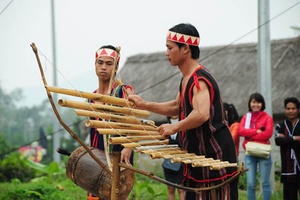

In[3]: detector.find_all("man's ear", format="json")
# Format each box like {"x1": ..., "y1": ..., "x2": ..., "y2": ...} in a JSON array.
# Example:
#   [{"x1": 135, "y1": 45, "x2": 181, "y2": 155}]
[{"x1": 183, "y1": 44, "x2": 190, "y2": 53}]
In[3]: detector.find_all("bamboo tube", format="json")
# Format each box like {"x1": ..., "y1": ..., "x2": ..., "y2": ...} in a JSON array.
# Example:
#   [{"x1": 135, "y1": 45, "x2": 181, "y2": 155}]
[
  {"x1": 58, "y1": 99, "x2": 150, "y2": 117},
  {"x1": 163, "y1": 153, "x2": 195, "y2": 159},
  {"x1": 75, "y1": 109, "x2": 155, "y2": 125},
  {"x1": 140, "y1": 147, "x2": 181, "y2": 154},
  {"x1": 97, "y1": 129, "x2": 159, "y2": 136},
  {"x1": 150, "y1": 150, "x2": 188, "y2": 159},
  {"x1": 210, "y1": 163, "x2": 238, "y2": 170},
  {"x1": 182, "y1": 157, "x2": 213, "y2": 164},
  {"x1": 45, "y1": 85, "x2": 131, "y2": 107},
  {"x1": 86, "y1": 120, "x2": 157, "y2": 131},
  {"x1": 108, "y1": 135, "x2": 164, "y2": 144},
  {"x1": 171, "y1": 154, "x2": 199, "y2": 162},
  {"x1": 162, "y1": 153, "x2": 188, "y2": 159},
  {"x1": 192, "y1": 159, "x2": 221, "y2": 167},
  {"x1": 121, "y1": 139, "x2": 169, "y2": 148},
  {"x1": 190, "y1": 158, "x2": 217, "y2": 167},
  {"x1": 135, "y1": 144, "x2": 178, "y2": 152}
]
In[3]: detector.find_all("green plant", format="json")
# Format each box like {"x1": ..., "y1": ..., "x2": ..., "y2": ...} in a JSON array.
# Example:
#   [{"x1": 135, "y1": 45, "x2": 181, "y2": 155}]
[
  {"x1": 0, "y1": 152, "x2": 36, "y2": 182},
  {"x1": 24, "y1": 159, "x2": 64, "y2": 183},
  {"x1": 129, "y1": 173, "x2": 167, "y2": 199}
]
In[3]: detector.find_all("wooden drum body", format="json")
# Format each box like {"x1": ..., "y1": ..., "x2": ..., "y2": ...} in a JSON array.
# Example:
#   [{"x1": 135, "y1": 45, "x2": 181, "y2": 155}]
[{"x1": 66, "y1": 146, "x2": 134, "y2": 200}]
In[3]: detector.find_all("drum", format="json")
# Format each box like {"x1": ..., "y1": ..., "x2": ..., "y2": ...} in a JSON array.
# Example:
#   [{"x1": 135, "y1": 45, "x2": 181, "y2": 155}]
[{"x1": 66, "y1": 146, "x2": 134, "y2": 200}]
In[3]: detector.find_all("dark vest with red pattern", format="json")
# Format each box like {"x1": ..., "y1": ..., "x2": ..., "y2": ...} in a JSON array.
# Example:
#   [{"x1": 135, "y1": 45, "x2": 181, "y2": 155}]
[{"x1": 179, "y1": 65, "x2": 237, "y2": 184}]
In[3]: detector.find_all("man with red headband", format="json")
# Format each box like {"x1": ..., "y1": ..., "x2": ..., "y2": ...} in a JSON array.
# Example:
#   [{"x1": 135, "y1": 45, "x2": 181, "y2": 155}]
[
  {"x1": 129, "y1": 23, "x2": 238, "y2": 200},
  {"x1": 87, "y1": 45, "x2": 134, "y2": 200}
]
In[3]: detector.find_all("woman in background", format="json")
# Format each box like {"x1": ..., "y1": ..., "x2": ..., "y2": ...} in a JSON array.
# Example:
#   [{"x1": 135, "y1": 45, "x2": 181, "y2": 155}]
[{"x1": 238, "y1": 92, "x2": 273, "y2": 200}]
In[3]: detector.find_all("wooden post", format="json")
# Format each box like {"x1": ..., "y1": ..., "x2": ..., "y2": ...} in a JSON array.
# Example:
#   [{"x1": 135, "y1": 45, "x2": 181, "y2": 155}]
[{"x1": 111, "y1": 152, "x2": 121, "y2": 200}]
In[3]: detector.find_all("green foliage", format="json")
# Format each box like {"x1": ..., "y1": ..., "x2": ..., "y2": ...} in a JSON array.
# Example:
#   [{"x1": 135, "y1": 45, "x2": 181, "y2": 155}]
[
  {"x1": 0, "y1": 153, "x2": 86, "y2": 200},
  {"x1": 129, "y1": 173, "x2": 166, "y2": 199},
  {"x1": 0, "y1": 134, "x2": 11, "y2": 158},
  {"x1": 237, "y1": 173, "x2": 247, "y2": 190},
  {"x1": 0, "y1": 152, "x2": 36, "y2": 182},
  {"x1": 25, "y1": 159, "x2": 64, "y2": 183},
  {"x1": 0, "y1": 179, "x2": 86, "y2": 200}
]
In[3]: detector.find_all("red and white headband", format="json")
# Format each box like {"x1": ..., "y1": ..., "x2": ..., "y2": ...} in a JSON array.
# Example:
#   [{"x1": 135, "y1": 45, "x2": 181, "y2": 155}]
[
  {"x1": 166, "y1": 31, "x2": 200, "y2": 46},
  {"x1": 95, "y1": 48, "x2": 120, "y2": 62}
]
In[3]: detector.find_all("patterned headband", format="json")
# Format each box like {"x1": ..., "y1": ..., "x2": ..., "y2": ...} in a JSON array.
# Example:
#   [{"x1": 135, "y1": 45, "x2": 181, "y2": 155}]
[
  {"x1": 166, "y1": 31, "x2": 200, "y2": 46},
  {"x1": 95, "y1": 48, "x2": 120, "y2": 63}
]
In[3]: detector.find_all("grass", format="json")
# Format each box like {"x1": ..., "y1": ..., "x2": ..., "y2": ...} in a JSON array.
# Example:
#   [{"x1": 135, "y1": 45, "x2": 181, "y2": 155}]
[
  {"x1": 0, "y1": 153, "x2": 285, "y2": 199},
  {"x1": 0, "y1": 177, "x2": 284, "y2": 200}
]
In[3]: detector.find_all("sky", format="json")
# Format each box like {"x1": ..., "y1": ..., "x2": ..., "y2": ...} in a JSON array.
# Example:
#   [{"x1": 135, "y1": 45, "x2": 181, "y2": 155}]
[{"x1": 0, "y1": 0, "x2": 300, "y2": 106}]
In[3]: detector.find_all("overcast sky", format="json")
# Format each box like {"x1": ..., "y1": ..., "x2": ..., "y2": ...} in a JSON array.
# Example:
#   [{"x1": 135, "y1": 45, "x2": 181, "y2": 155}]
[{"x1": 0, "y1": 0, "x2": 299, "y2": 106}]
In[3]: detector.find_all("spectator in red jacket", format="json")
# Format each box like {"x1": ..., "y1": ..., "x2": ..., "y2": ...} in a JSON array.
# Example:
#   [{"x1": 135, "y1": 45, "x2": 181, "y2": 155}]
[{"x1": 238, "y1": 92, "x2": 273, "y2": 200}]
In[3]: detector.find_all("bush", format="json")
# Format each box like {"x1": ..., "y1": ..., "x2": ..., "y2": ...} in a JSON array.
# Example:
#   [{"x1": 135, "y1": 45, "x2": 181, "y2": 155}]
[{"x1": 0, "y1": 152, "x2": 37, "y2": 182}]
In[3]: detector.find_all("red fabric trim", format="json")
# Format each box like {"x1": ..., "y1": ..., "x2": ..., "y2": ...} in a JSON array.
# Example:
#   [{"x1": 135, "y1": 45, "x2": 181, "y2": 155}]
[
  {"x1": 189, "y1": 76, "x2": 214, "y2": 106},
  {"x1": 186, "y1": 169, "x2": 239, "y2": 183},
  {"x1": 124, "y1": 85, "x2": 133, "y2": 91},
  {"x1": 193, "y1": 73, "x2": 200, "y2": 91}
]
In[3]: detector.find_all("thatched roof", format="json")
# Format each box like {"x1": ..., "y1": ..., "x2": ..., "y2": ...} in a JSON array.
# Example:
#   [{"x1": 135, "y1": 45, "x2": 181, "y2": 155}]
[{"x1": 119, "y1": 37, "x2": 300, "y2": 122}]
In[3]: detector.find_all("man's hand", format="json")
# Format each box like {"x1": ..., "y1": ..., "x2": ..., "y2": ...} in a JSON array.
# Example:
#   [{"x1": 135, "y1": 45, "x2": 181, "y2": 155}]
[
  {"x1": 128, "y1": 94, "x2": 147, "y2": 109},
  {"x1": 120, "y1": 148, "x2": 133, "y2": 166},
  {"x1": 158, "y1": 123, "x2": 176, "y2": 138}
]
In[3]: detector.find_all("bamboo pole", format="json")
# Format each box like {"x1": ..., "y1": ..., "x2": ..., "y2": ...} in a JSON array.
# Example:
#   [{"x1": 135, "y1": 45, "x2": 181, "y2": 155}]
[
  {"x1": 58, "y1": 99, "x2": 150, "y2": 118},
  {"x1": 86, "y1": 120, "x2": 157, "y2": 131},
  {"x1": 75, "y1": 109, "x2": 155, "y2": 125},
  {"x1": 97, "y1": 129, "x2": 159, "y2": 136},
  {"x1": 46, "y1": 85, "x2": 131, "y2": 107}
]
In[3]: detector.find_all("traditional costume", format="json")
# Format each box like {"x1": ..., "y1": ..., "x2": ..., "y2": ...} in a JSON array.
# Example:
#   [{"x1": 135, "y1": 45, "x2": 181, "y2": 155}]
[
  {"x1": 178, "y1": 66, "x2": 238, "y2": 199},
  {"x1": 275, "y1": 119, "x2": 300, "y2": 200}
]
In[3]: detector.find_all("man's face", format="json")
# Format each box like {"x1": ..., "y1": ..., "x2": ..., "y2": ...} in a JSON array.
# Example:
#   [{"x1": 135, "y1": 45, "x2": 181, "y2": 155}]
[
  {"x1": 285, "y1": 102, "x2": 299, "y2": 121},
  {"x1": 165, "y1": 40, "x2": 182, "y2": 66},
  {"x1": 95, "y1": 56, "x2": 117, "y2": 81}
]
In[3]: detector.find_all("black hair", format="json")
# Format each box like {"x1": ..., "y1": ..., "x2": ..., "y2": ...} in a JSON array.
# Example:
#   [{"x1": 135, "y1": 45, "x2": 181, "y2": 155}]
[
  {"x1": 284, "y1": 97, "x2": 300, "y2": 109},
  {"x1": 169, "y1": 23, "x2": 200, "y2": 59},
  {"x1": 223, "y1": 102, "x2": 239, "y2": 125},
  {"x1": 247, "y1": 92, "x2": 266, "y2": 111}
]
